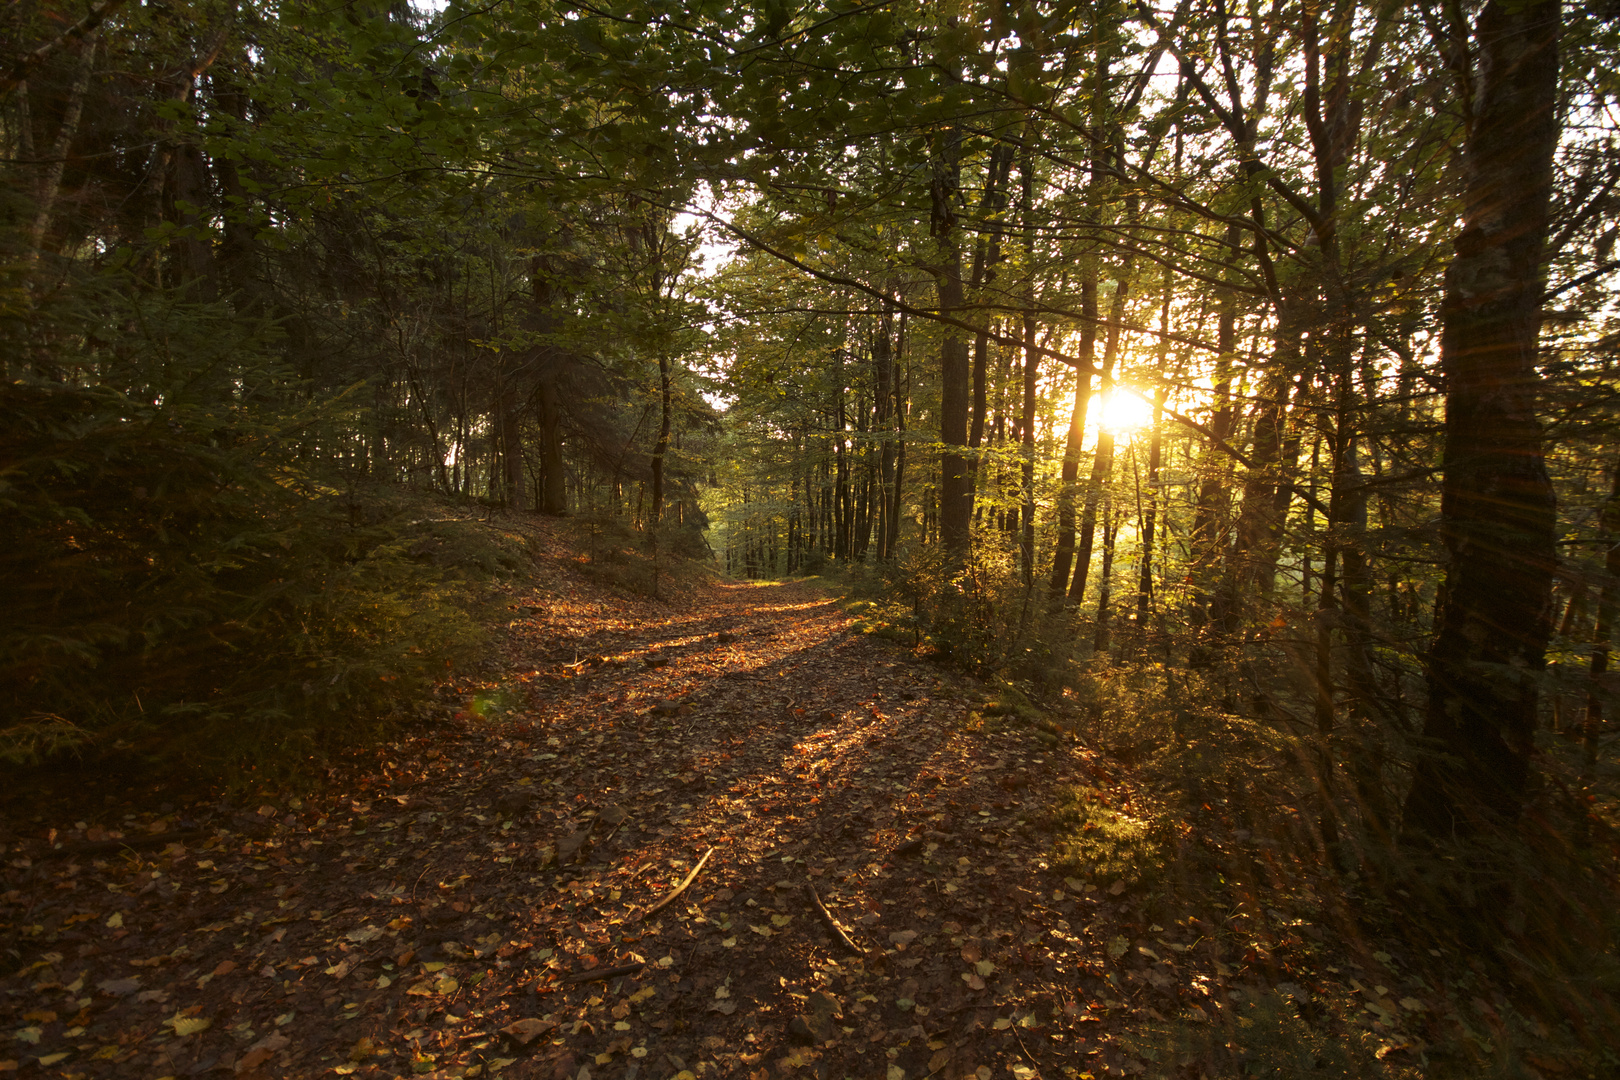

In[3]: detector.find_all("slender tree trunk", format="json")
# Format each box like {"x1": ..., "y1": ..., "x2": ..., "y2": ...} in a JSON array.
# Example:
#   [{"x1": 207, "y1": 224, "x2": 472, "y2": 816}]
[
  {"x1": 649, "y1": 353, "x2": 671, "y2": 523},
  {"x1": 1093, "y1": 495, "x2": 1118, "y2": 653},
  {"x1": 1018, "y1": 137, "x2": 1041, "y2": 587},
  {"x1": 888, "y1": 314, "x2": 909, "y2": 560},
  {"x1": 875, "y1": 304, "x2": 897, "y2": 559},
  {"x1": 1190, "y1": 225, "x2": 1243, "y2": 615},
  {"x1": 1047, "y1": 279, "x2": 1097, "y2": 601},
  {"x1": 536, "y1": 378, "x2": 567, "y2": 515},
  {"x1": 1404, "y1": 0, "x2": 1561, "y2": 838},
  {"x1": 932, "y1": 119, "x2": 974, "y2": 564},
  {"x1": 1071, "y1": 268, "x2": 1131, "y2": 603},
  {"x1": 970, "y1": 144, "x2": 1014, "y2": 454},
  {"x1": 1585, "y1": 459, "x2": 1620, "y2": 771},
  {"x1": 1215, "y1": 313, "x2": 1303, "y2": 629},
  {"x1": 1136, "y1": 275, "x2": 1172, "y2": 625},
  {"x1": 26, "y1": 33, "x2": 96, "y2": 260}
]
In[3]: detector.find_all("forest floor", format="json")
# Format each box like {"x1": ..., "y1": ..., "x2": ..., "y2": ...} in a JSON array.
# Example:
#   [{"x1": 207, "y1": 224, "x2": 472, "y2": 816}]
[{"x1": 1, "y1": 517, "x2": 1489, "y2": 1080}]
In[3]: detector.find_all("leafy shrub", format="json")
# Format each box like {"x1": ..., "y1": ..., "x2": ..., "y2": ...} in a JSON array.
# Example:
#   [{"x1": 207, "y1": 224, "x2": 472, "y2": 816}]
[{"x1": 0, "y1": 275, "x2": 486, "y2": 776}]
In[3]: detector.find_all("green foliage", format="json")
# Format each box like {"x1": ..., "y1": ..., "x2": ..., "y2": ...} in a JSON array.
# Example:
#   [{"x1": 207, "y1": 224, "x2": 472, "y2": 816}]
[
  {"x1": 1042, "y1": 783, "x2": 1169, "y2": 887},
  {"x1": 0, "y1": 274, "x2": 487, "y2": 776},
  {"x1": 570, "y1": 513, "x2": 715, "y2": 599}
]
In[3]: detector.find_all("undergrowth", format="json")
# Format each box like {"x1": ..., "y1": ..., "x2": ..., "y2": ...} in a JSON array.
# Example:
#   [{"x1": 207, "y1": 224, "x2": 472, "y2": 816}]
[
  {"x1": 0, "y1": 280, "x2": 512, "y2": 783},
  {"x1": 819, "y1": 544, "x2": 1620, "y2": 1078}
]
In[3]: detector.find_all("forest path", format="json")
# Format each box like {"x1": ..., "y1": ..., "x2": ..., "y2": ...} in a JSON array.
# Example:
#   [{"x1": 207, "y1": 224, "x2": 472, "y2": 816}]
[{"x1": 1, "y1": 535, "x2": 1214, "y2": 1080}]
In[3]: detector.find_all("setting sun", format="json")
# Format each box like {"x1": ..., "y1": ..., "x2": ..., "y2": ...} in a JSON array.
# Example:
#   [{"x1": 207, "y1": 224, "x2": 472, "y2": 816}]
[{"x1": 1097, "y1": 387, "x2": 1156, "y2": 436}]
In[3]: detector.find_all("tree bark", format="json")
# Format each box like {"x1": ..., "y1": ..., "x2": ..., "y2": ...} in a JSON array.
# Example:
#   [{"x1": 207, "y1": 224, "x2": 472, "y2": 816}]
[
  {"x1": 649, "y1": 353, "x2": 671, "y2": 524},
  {"x1": 1070, "y1": 267, "x2": 1131, "y2": 604},
  {"x1": 1047, "y1": 273, "x2": 1097, "y2": 602},
  {"x1": 1585, "y1": 459, "x2": 1620, "y2": 771},
  {"x1": 1403, "y1": 0, "x2": 1561, "y2": 838},
  {"x1": 536, "y1": 378, "x2": 567, "y2": 515},
  {"x1": 1190, "y1": 224, "x2": 1243, "y2": 615}
]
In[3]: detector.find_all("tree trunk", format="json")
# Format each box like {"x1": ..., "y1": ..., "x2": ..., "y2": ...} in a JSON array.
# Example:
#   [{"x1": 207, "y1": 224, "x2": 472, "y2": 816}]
[
  {"x1": 1585, "y1": 459, "x2": 1620, "y2": 771},
  {"x1": 499, "y1": 374, "x2": 528, "y2": 511},
  {"x1": 874, "y1": 304, "x2": 897, "y2": 559},
  {"x1": 1403, "y1": 0, "x2": 1561, "y2": 838},
  {"x1": 1071, "y1": 267, "x2": 1131, "y2": 604},
  {"x1": 888, "y1": 313, "x2": 909, "y2": 561},
  {"x1": 536, "y1": 378, "x2": 567, "y2": 515},
  {"x1": 26, "y1": 33, "x2": 96, "y2": 260},
  {"x1": 1047, "y1": 272, "x2": 1097, "y2": 602},
  {"x1": 1018, "y1": 136, "x2": 1041, "y2": 587},
  {"x1": 649, "y1": 353, "x2": 672, "y2": 524},
  {"x1": 1190, "y1": 224, "x2": 1243, "y2": 615},
  {"x1": 1215, "y1": 314, "x2": 1303, "y2": 629}
]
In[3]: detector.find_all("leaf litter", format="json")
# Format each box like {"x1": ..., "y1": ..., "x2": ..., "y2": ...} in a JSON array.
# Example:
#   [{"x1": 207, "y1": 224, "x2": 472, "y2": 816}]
[{"x1": 0, "y1": 520, "x2": 1447, "y2": 1078}]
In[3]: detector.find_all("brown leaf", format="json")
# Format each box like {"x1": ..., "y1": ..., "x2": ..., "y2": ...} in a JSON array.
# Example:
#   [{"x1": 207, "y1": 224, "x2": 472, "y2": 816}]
[{"x1": 501, "y1": 1017, "x2": 559, "y2": 1046}]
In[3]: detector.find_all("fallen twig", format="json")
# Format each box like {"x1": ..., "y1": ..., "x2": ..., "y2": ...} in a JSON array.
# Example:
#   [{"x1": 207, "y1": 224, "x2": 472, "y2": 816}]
[
  {"x1": 37, "y1": 829, "x2": 206, "y2": 860},
  {"x1": 1013, "y1": 1022, "x2": 1043, "y2": 1073},
  {"x1": 804, "y1": 882, "x2": 865, "y2": 956},
  {"x1": 561, "y1": 961, "x2": 645, "y2": 985},
  {"x1": 639, "y1": 846, "x2": 715, "y2": 920}
]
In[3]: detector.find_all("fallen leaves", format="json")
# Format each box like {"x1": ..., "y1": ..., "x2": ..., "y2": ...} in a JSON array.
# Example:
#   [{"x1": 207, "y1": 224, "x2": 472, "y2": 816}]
[
  {"x1": 0, "y1": 537, "x2": 1479, "y2": 1080},
  {"x1": 161, "y1": 1013, "x2": 211, "y2": 1037},
  {"x1": 500, "y1": 1017, "x2": 558, "y2": 1045}
]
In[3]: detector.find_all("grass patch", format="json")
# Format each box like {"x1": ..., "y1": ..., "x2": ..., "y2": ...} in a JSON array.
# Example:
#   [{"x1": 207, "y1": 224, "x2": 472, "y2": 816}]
[{"x1": 1043, "y1": 783, "x2": 1170, "y2": 888}]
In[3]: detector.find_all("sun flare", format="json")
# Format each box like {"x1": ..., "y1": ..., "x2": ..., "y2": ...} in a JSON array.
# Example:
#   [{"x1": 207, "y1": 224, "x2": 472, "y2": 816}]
[{"x1": 1097, "y1": 388, "x2": 1156, "y2": 435}]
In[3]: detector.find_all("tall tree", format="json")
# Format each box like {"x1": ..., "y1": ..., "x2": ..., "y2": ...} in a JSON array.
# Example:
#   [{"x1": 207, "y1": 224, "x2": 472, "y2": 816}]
[{"x1": 1403, "y1": 0, "x2": 1563, "y2": 837}]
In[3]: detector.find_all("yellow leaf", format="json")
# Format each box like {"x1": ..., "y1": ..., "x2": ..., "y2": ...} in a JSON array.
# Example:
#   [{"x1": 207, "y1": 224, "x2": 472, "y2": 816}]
[{"x1": 105, "y1": 913, "x2": 124, "y2": 929}]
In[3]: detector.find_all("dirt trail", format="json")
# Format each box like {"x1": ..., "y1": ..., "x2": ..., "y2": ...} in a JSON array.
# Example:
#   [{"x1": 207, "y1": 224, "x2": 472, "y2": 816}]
[{"x1": 1, "y1": 530, "x2": 1214, "y2": 1080}]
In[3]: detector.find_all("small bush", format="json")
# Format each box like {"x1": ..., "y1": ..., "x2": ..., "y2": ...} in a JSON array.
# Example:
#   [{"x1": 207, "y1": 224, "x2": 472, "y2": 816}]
[{"x1": 0, "y1": 278, "x2": 488, "y2": 778}]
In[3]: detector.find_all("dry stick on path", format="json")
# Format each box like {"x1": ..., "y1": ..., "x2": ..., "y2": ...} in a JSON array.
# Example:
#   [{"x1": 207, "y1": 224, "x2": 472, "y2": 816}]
[
  {"x1": 804, "y1": 882, "x2": 866, "y2": 956},
  {"x1": 639, "y1": 846, "x2": 716, "y2": 920},
  {"x1": 561, "y1": 961, "x2": 646, "y2": 985}
]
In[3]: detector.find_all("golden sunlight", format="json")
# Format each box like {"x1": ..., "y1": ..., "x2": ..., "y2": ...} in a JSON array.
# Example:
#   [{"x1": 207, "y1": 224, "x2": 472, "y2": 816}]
[{"x1": 1097, "y1": 387, "x2": 1156, "y2": 435}]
